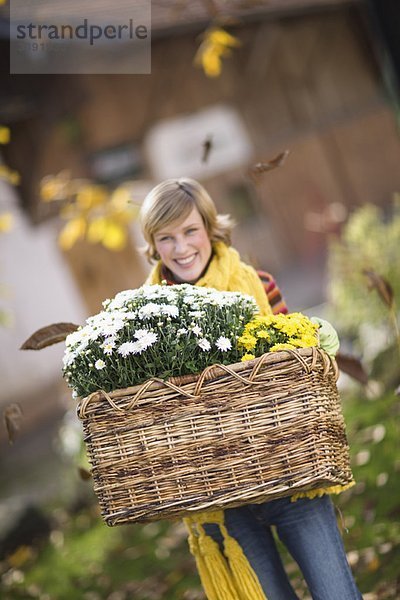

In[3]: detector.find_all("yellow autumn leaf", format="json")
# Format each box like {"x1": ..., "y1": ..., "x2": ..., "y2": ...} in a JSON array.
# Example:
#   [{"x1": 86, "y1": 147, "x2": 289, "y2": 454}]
[
  {"x1": 58, "y1": 217, "x2": 86, "y2": 250},
  {"x1": 87, "y1": 216, "x2": 107, "y2": 244},
  {"x1": 0, "y1": 165, "x2": 20, "y2": 185},
  {"x1": 201, "y1": 46, "x2": 222, "y2": 77},
  {"x1": 195, "y1": 28, "x2": 241, "y2": 78},
  {"x1": 76, "y1": 185, "x2": 108, "y2": 211},
  {"x1": 102, "y1": 220, "x2": 127, "y2": 251},
  {"x1": 207, "y1": 28, "x2": 241, "y2": 48},
  {"x1": 0, "y1": 126, "x2": 10, "y2": 144},
  {"x1": 0, "y1": 212, "x2": 13, "y2": 232}
]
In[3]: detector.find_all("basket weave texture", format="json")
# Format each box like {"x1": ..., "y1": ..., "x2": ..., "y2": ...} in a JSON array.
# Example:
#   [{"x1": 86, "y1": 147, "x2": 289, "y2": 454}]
[{"x1": 77, "y1": 347, "x2": 353, "y2": 526}]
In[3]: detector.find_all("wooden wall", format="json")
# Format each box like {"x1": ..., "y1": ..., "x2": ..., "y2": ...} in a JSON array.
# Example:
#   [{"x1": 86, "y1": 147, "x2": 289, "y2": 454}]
[{"x1": 9, "y1": 7, "x2": 400, "y2": 309}]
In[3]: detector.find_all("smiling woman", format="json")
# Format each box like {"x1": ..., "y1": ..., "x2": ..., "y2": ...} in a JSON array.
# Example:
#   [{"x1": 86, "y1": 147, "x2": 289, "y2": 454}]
[{"x1": 138, "y1": 177, "x2": 362, "y2": 600}]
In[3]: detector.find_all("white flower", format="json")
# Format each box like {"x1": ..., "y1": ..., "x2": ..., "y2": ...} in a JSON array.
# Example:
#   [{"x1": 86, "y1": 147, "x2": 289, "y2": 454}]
[
  {"x1": 118, "y1": 342, "x2": 139, "y2": 357},
  {"x1": 101, "y1": 338, "x2": 116, "y2": 355},
  {"x1": 191, "y1": 324, "x2": 202, "y2": 336},
  {"x1": 177, "y1": 328, "x2": 188, "y2": 336},
  {"x1": 134, "y1": 330, "x2": 158, "y2": 348},
  {"x1": 198, "y1": 338, "x2": 211, "y2": 351},
  {"x1": 215, "y1": 336, "x2": 232, "y2": 352},
  {"x1": 161, "y1": 304, "x2": 179, "y2": 317},
  {"x1": 138, "y1": 303, "x2": 162, "y2": 319},
  {"x1": 95, "y1": 359, "x2": 106, "y2": 370}
]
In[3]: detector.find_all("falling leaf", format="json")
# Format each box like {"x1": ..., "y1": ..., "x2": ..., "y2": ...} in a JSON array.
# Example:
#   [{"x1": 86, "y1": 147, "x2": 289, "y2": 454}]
[
  {"x1": 335, "y1": 352, "x2": 368, "y2": 385},
  {"x1": 20, "y1": 322, "x2": 79, "y2": 350},
  {"x1": 249, "y1": 150, "x2": 289, "y2": 180},
  {"x1": 201, "y1": 135, "x2": 213, "y2": 164},
  {"x1": 3, "y1": 403, "x2": 23, "y2": 444},
  {"x1": 78, "y1": 467, "x2": 92, "y2": 480},
  {"x1": 362, "y1": 269, "x2": 394, "y2": 309}
]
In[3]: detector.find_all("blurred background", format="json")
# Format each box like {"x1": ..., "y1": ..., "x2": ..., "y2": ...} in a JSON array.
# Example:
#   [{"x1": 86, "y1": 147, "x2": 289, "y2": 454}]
[{"x1": 0, "y1": 0, "x2": 399, "y2": 598}]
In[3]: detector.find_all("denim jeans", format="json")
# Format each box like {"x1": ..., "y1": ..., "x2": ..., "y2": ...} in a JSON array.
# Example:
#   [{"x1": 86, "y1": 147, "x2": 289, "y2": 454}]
[{"x1": 204, "y1": 495, "x2": 362, "y2": 600}]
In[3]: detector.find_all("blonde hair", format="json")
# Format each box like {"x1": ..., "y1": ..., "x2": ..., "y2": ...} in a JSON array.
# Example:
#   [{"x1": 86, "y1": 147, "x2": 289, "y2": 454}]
[{"x1": 140, "y1": 178, "x2": 235, "y2": 262}]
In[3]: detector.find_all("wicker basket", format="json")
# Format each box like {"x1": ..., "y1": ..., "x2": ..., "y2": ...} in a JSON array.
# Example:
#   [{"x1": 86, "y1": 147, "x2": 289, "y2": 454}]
[{"x1": 77, "y1": 347, "x2": 353, "y2": 526}]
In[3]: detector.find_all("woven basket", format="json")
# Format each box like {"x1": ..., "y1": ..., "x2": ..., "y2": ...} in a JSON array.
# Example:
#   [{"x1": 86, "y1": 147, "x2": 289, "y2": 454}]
[{"x1": 77, "y1": 347, "x2": 353, "y2": 526}]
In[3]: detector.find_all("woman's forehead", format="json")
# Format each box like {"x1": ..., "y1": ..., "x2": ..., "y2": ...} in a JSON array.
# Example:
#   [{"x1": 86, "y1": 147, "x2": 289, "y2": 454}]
[{"x1": 156, "y1": 206, "x2": 203, "y2": 234}]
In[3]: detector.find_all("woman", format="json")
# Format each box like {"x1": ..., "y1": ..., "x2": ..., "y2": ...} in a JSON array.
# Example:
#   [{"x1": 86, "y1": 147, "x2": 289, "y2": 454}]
[{"x1": 139, "y1": 178, "x2": 361, "y2": 600}]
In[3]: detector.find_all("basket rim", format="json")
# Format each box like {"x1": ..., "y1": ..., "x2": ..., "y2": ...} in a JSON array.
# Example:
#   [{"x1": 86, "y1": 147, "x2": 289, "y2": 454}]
[{"x1": 77, "y1": 346, "x2": 337, "y2": 418}]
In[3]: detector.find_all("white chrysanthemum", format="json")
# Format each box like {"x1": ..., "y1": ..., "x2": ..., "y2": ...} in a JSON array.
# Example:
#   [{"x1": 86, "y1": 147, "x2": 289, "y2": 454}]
[
  {"x1": 134, "y1": 329, "x2": 158, "y2": 348},
  {"x1": 177, "y1": 328, "x2": 188, "y2": 336},
  {"x1": 101, "y1": 337, "x2": 116, "y2": 355},
  {"x1": 138, "y1": 303, "x2": 162, "y2": 319},
  {"x1": 215, "y1": 336, "x2": 232, "y2": 352},
  {"x1": 190, "y1": 324, "x2": 202, "y2": 336},
  {"x1": 118, "y1": 341, "x2": 138, "y2": 357},
  {"x1": 197, "y1": 338, "x2": 211, "y2": 352},
  {"x1": 161, "y1": 304, "x2": 179, "y2": 317},
  {"x1": 95, "y1": 359, "x2": 106, "y2": 370}
]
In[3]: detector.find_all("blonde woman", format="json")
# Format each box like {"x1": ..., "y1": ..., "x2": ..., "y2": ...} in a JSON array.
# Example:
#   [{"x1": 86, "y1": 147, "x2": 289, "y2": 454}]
[{"x1": 139, "y1": 178, "x2": 361, "y2": 600}]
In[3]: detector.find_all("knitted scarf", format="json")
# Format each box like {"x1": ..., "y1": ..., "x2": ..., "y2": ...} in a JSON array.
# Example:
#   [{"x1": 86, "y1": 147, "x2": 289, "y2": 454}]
[{"x1": 145, "y1": 241, "x2": 353, "y2": 600}]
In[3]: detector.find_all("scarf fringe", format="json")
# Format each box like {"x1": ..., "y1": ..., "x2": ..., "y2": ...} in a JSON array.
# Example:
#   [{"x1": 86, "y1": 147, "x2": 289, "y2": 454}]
[{"x1": 184, "y1": 513, "x2": 267, "y2": 600}]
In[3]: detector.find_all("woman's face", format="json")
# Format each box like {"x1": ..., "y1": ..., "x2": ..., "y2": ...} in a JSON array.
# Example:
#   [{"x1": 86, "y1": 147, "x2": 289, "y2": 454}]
[{"x1": 153, "y1": 207, "x2": 212, "y2": 283}]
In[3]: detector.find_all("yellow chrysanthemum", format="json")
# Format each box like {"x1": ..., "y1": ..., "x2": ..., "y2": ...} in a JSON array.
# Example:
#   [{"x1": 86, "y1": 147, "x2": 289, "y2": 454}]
[
  {"x1": 270, "y1": 343, "x2": 296, "y2": 352},
  {"x1": 241, "y1": 353, "x2": 255, "y2": 362}
]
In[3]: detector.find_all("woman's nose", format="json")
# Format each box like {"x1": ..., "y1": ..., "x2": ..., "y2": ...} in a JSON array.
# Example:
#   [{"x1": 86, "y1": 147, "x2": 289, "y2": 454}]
[{"x1": 174, "y1": 237, "x2": 188, "y2": 254}]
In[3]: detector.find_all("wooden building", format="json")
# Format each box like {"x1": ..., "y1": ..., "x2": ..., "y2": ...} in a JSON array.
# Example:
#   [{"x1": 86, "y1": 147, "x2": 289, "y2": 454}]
[{"x1": 2, "y1": 0, "x2": 400, "y2": 314}]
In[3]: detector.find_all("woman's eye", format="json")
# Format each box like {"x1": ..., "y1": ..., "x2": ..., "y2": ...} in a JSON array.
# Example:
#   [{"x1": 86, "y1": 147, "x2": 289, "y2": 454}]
[{"x1": 187, "y1": 228, "x2": 197, "y2": 235}]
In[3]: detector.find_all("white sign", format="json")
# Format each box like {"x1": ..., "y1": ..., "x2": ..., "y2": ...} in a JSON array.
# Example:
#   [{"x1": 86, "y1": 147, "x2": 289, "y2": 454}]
[{"x1": 145, "y1": 104, "x2": 253, "y2": 180}]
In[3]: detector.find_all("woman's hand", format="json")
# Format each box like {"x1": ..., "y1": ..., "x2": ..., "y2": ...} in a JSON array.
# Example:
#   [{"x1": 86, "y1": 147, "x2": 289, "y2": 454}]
[{"x1": 310, "y1": 317, "x2": 340, "y2": 357}]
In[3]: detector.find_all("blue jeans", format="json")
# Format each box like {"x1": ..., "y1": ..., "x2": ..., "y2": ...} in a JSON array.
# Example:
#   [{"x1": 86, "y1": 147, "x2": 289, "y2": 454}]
[{"x1": 204, "y1": 495, "x2": 362, "y2": 600}]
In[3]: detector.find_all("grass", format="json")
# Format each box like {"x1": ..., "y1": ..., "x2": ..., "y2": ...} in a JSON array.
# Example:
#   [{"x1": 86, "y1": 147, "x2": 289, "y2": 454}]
[{"x1": 1, "y1": 382, "x2": 399, "y2": 599}]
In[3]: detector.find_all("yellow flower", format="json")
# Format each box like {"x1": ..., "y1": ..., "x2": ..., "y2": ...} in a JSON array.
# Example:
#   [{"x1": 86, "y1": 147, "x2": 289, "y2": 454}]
[
  {"x1": 0, "y1": 165, "x2": 20, "y2": 185},
  {"x1": 237, "y1": 333, "x2": 257, "y2": 351},
  {"x1": 241, "y1": 353, "x2": 255, "y2": 362},
  {"x1": 76, "y1": 185, "x2": 108, "y2": 211},
  {"x1": 40, "y1": 171, "x2": 71, "y2": 202},
  {"x1": 270, "y1": 343, "x2": 296, "y2": 352},
  {"x1": 256, "y1": 330, "x2": 270, "y2": 339},
  {"x1": 0, "y1": 126, "x2": 10, "y2": 144},
  {"x1": 59, "y1": 217, "x2": 86, "y2": 250}
]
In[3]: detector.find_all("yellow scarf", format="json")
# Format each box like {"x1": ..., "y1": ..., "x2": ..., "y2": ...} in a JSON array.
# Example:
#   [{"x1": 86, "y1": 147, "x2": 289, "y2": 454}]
[{"x1": 145, "y1": 241, "x2": 353, "y2": 600}]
